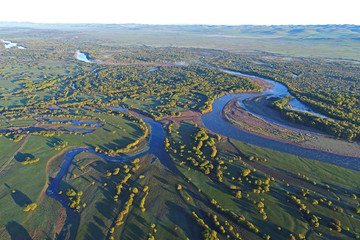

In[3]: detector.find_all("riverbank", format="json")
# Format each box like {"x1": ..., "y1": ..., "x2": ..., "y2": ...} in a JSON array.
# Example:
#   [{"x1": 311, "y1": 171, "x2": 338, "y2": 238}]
[
  {"x1": 160, "y1": 110, "x2": 203, "y2": 125},
  {"x1": 202, "y1": 90, "x2": 360, "y2": 171},
  {"x1": 222, "y1": 96, "x2": 360, "y2": 158},
  {"x1": 74, "y1": 52, "x2": 360, "y2": 170}
]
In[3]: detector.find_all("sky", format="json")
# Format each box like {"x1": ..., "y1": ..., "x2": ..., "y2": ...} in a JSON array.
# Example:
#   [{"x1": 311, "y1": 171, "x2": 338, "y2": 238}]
[{"x1": 1, "y1": 0, "x2": 359, "y2": 25}]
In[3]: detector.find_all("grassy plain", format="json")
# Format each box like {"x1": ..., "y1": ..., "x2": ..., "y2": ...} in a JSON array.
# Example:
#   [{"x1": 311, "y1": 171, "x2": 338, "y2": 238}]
[
  {"x1": 0, "y1": 24, "x2": 360, "y2": 240},
  {"x1": 0, "y1": 113, "x2": 148, "y2": 239},
  {"x1": 166, "y1": 121, "x2": 360, "y2": 240},
  {"x1": 58, "y1": 152, "x2": 204, "y2": 240}
]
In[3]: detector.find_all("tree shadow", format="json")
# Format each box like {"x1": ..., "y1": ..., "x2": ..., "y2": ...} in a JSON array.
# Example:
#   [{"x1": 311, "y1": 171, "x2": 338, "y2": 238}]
[
  {"x1": 103, "y1": 136, "x2": 134, "y2": 151},
  {"x1": 102, "y1": 127, "x2": 111, "y2": 132},
  {"x1": 159, "y1": 223, "x2": 178, "y2": 237},
  {"x1": 206, "y1": 181, "x2": 230, "y2": 195},
  {"x1": 6, "y1": 221, "x2": 32, "y2": 240},
  {"x1": 95, "y1": 197, "x2": 117, "y2": 220},
  {"x1": 160, "y1": 185, "x2": 175, "y2": 195},
  {"x1": 11, "y1": 189, "x2": 32, "y2": 207},
  {"x1": 185, "y1": 188, "x2": 206, "y2": 203},
  {"x1": 165, "y1": 200, "x2": 201, "y2": 239},
  {"x1": 153, "y1": 175, "x2": 168, "y2": 184},
  {"x1": 84, "y1": 143, "x2": 96, "y2": 149},
  {"x1": 131, "y1": 213, "x2": 147, "y2": 227},
  {"x1": 46, "y1": 137, "x2": 62, "y2": 148},
  {"x1": 14, "y1": 152, "x2": 34, "y2": 163},
  {"x1": 58, "y1": 179, "x2": 76, "y2": 193},
  {"x1": 84, "y1": 222, "x2": 104, "y2": 240},
  {"x1": 90, "y1": 161, "x2": 109, "y2": 174},
  {"x1": 124, "y1": 223, "x2": 145, "y2": 240},
  {"x1": 93, "y1": 216, "x2": 105, "y2": 227}
]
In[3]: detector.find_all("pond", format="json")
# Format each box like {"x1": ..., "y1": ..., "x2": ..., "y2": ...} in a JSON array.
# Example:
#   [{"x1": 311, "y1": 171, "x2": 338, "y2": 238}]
[{"x1": 75, "y1": 50, "x2": 91, "y2": 63}]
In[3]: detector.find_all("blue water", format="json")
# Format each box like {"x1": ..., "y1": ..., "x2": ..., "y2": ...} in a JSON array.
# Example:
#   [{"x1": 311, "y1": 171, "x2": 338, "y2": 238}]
[
  {"x1": 111, "y1": 107, "x2": 172, "y2": 169},
  {"x1": 223, "y1": 69, "x2": 327, "y2": 118},
  {"x1": 47, "y1": 110, "x2": 171, "y2": 209},
  {"x1": 1, "y1": 39, "x2": 26, "y2": 49},
  {"x1": 46, "y1": 107, "x2": 172, "y2": 239},
  {"x1": 76, "y1": 50, "x2": 91, "y2": 63},
  {"x1": 57, "y1": 59, "x2": 359, "y2": 239},
  {"x1": 201, "y1": 93, "x2": 360, "y2": 171}
]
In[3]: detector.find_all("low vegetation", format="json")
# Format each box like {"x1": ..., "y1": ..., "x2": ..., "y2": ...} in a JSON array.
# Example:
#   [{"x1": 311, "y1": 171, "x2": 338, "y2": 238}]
[{"x1": 0, "y1": 25, "x2": 359, "y2": 240}]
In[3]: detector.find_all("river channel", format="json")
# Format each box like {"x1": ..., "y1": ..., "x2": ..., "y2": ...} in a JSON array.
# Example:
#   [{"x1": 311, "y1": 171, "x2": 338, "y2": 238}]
[
  {"x1": 1, "y1": 40, "x2": 26, "y2": 49},
  {"x1": 201, "y1": 80, "x2": 360, "y2": 171},
  {"x1": 72, "y1": 51, "x2": 360, "y2": 170},
  {"x1": 48, "y1": 53, "x2": 360, "y2": 239},
  {"x1": 46, "y1": 106, "x2": 171, "y2": 239}
]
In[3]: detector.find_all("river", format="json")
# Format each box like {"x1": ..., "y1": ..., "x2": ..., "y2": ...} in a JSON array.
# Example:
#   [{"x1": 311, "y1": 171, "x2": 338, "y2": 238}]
[
  {"x1": 44, "y1": 104, "x2": 165, "y2": 225},
  {"x1": 222, "y1": 69, "x2": 327, "y2": 118},
  {"x1": 201, "y1": 92, "x2": 360, "y2": 171},
  {"x1": 69, "y1": 52, "x2": 359, "y2": 171},
  {"x1": 46, "y1": 106, "x2": 172, "y2": 239},
  {"x1": 48, "y1": 55, "x2": 359, "y2": 239},
  {"x1": 1, "y1": 40, "x2": 26, "y2": 49}
]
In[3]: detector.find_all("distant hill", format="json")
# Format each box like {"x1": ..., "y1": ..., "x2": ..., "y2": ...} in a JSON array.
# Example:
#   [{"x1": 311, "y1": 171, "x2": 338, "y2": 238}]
[{"x1": 1, "y1": 23, "x2": 360, "y2": 60}]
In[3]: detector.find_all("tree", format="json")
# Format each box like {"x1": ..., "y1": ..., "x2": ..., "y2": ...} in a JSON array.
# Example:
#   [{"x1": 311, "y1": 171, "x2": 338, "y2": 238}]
[
  {"x1": 202, "y1": 229, "x2": 219, "y2": 240},
  {"x1": 235, "y1": 191, "x2": 242, "y2": 199},
  {"x1": 242, "y1": 169, "x2": 251, "y2": 177},
  {"x1": 24, "y1": 203, "x2": 37, "y2": 212}
]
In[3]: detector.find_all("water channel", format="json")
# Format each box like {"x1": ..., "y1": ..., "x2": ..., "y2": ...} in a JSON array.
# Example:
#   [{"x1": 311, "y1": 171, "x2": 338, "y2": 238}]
[
  {"x1": 1, "y1": 40, "x2": 26, "y2": 49},
  {"x1": 201, "y1": 92, "x2": 360, "y2": 171},
  {"x1": 222, "y1": 69, "x2": 327, "y2": 118},
  {"x1": 46, "y1": 106, "x2": 171, "y2": 239},
  {"x1": 70, "y1": 53, "x2": 360, "y2": 170},
  {"x1": 47, "y1": 54, "x2": 360, "y2": 239}
]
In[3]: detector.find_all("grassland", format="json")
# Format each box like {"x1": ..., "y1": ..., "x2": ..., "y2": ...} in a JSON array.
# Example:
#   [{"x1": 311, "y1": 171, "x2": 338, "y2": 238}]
[
  {"x1": 57, "y1": 152, "x2": 205, "y2": 240},
  {"x1": 7, "y1": 23, "x2": 359, "y2": 59},
  {"x1": 0, "y1": 24, "x2": 360, "y2": 240},
  {"x1": 166, "y1": 121, "x2": 360, "y2": 240},
  {"x1": 0, "y1": 112, "x2": 148, "y2": 239},
  {"x1": 3, "y1": 117, "x2": 355, "y2": 239}
]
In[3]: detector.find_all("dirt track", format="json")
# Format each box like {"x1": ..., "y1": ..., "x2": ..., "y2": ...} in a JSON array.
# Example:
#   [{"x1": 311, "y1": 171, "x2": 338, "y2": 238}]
[{"x1": 0, "y1": 133, "x2": 32, "y2": 174}]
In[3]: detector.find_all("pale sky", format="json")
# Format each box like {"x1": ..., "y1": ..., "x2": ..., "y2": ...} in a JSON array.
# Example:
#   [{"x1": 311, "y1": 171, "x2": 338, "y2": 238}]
[{"x1": 1, "y1": 0, "x2": 359, "y2": 25}]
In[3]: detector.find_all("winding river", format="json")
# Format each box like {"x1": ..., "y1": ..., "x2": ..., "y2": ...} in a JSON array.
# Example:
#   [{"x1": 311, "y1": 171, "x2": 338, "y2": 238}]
[
  {"x1": 47, "y1": 54, "x2": 360, "y2": 239},
  {"x1": 46, "y1": 107, "x2": 172, "y2": 239},
  {"x1": 223, "y1": 69, "x2": 328, "y2": 118},
  {"x1": 69, "y1": 53, "x2": 360, "y2": 171},
  {"x1": 201, "y1": 78, "x2": 360, "y2": 171}
]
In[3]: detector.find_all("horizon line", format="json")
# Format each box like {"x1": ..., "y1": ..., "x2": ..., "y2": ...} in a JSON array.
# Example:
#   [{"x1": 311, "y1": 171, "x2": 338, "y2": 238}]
[{"x1": 0, "y1": 21, "x2": 359, "y2": 27}]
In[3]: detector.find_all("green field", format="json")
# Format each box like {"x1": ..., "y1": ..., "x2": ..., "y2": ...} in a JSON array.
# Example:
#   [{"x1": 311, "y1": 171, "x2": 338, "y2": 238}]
[
  {"x1": 0, "y1": 114, "x2": 148, "y2": 239},
  {"x1": 166, "y1": 121, "x2": 360, "y2": 239},
  {"x1": 0, "y1": 24, "x2": 359, "y2": 240}
]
